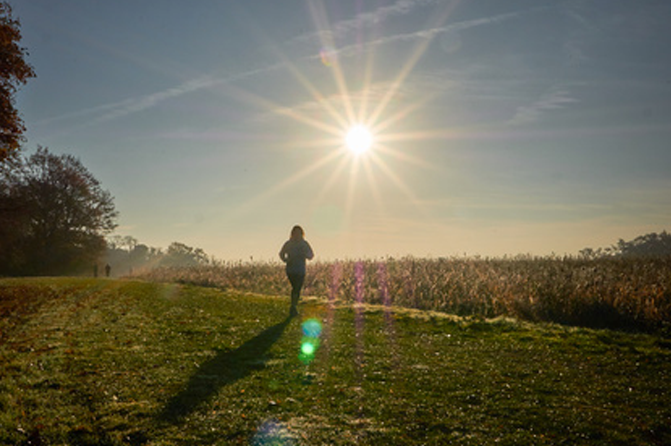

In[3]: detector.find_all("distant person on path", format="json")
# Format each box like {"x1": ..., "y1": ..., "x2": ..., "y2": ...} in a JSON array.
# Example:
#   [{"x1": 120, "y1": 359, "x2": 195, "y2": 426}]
[
  {"x1": 279, "y1": 225, "x2": 314, "y2": 317},
  {"x1": 105, "y1": 263, "x2": 111, "y2": 277}
]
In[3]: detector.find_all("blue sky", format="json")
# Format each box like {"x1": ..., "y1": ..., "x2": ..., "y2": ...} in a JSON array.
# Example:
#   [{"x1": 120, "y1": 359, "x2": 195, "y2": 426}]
[{"x1": 13, "y1": 0, "x2": 671, "y2": 260}]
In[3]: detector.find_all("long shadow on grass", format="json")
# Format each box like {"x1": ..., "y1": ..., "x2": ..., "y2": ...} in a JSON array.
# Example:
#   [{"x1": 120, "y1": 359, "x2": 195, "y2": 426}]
[{"x1": 158, "y1": 315, "x2": 292, "y2": 423}]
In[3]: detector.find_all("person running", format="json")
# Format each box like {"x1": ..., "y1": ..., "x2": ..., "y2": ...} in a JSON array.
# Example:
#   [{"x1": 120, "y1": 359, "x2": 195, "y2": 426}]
[{"x1": 279, "y1": 225, "x2": 314, "y2": 317}]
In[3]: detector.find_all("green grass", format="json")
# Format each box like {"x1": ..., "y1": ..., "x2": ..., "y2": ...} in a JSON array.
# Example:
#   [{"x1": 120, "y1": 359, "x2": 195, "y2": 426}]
[{"x1": 1, "y1": 277, "x2": 670, "y2": 445}]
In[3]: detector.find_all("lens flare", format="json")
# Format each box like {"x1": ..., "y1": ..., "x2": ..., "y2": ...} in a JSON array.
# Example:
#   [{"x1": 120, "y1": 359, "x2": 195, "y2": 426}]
[
  {"x1": 299, "y1": 336, "x2": 321, "y2": 365},
  {"x1": 301, "y1": 339, "x2": 317, "y2": 355},
  {"x1": 252, "y1": 418, "x2": 296, "y2": 446},
  {"x1": 354, "y1": 261, "x2": 365, "y2": 380},
  {"x1": 320, "y1": 47, "x2": 337, "y2": 67},
  {"x1": 302, "y1": 318, "x2": 323, "y2": 337},
  {"x1": 299, "y1": 318, "x2": 323, "y2": 365}
]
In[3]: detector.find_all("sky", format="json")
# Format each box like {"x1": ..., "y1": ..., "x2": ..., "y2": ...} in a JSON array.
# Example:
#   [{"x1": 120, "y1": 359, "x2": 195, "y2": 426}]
[{"x1": 12, "y1": 0, "x2": 671, "y2": 261}]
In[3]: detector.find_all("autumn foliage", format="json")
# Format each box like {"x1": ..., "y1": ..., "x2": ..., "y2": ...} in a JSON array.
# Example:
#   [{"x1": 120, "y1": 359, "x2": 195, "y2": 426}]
[{"x1": 0, "y1": 2, "x2": 35, "y2": 161}]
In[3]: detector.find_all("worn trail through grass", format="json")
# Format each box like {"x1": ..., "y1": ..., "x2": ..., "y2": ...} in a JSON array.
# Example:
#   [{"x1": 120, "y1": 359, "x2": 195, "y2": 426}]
[{"x1": 1, "y1": 277, "x2": 670, "y2": 445}]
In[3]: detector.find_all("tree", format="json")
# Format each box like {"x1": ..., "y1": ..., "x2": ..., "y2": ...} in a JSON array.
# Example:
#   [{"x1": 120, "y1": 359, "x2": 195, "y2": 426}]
[
  {"x1": 614, "y1": 231, "x2": 671, "y2": 257},
  {"x1": 107, "y1": 234, "x2": 138, "y2": 252},
  {"x1": 103, "y1": 236, "x2": 214, "y2": 276},
  {"x1": 0, "y1": 2, "x2": 35, "y2": 162},
  {"x1": 0, "y1": 147, "x2": 118, "y2": 275},
  {"x1": 160, "y1": 242, "x2": 210, "y2": 267},
  {"x1": 0, "y1": 153, "x2": 28, "y2": 269},
  {"x1": 580, "y1": 231, "x2": 671, "y2": 259},
  {"x1": 104, "y1": 238, "x2": 162, "y2": 276}
]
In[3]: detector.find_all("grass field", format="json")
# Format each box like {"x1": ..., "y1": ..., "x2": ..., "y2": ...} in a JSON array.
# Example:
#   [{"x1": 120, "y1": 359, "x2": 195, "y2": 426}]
[{"x1": 1, "y1": 277, "x2": 670, "y2": 445}]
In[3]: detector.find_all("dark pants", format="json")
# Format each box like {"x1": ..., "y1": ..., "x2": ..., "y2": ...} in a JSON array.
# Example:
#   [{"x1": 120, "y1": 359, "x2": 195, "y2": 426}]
[{"x1": 287, "y1": 272, "x2": 305, "y2": 309}]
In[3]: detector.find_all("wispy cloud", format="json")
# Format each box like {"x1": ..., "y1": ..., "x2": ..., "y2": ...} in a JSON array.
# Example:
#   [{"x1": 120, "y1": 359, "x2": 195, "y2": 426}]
[
  {"x1": 318, "y1": 8, "x2": 539, "y2": 62},
  {"x1": 259, "y1": 9, "x2": 540, "y2": 124},
  {"x1": 81, "y1": 1, "x2": 453, "y2": 127},
  {"x1": 292, "y1": 0, "x2": 442, "y2": 45},
  {"x1": 337, "y1": 0, "x2": 440, "y2": 31},
  {"x1": 53, "y1": 3, "x2": 542, "y2": 131},
  {"x1": 91, "y1": 1, "x2": 440, "y2": 125},
  {"x1": 509, "y1": 89, "x2": 579, "y2": 125},
  {"x1": 93, "y1": 0, "x2": 456, "y2": 127}
]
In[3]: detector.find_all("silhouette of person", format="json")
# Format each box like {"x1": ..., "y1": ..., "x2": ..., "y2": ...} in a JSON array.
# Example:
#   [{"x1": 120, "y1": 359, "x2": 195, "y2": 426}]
[
  {"x1": 105, "y1": 263, "x2": 111, "y2": 277},
  {"x1": 279, "y1": 225, "x2": 314, "y2": 317}
]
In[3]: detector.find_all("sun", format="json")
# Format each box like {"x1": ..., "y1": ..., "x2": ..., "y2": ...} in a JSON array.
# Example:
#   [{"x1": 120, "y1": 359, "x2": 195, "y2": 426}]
[{"x1": 345, "y1": 124, "x2": 373, "y2": 155}]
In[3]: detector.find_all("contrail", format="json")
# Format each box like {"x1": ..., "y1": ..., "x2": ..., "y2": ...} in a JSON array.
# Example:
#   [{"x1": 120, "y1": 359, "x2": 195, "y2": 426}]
[
  {"x1": 52, "y1": 5, "x2": 544, "y2": 130},
  {"x1": 290, "y1": 0, "x2": 442, "y2": 45},
  {"x1": 75, "y1": 0, "x2": 442, "y2": 126},
  {"x1": 321, "y1": 8, "x2": 537, "y2": 61},
  {"x1": 92, "y1": 64, "x2": 285, "y2": 125}
]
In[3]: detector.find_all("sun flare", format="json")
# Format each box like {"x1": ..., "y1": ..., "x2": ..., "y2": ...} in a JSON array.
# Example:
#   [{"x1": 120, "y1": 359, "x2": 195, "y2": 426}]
[{"x1": 345, "y1": 124, "x2": 373, "y2": 155}]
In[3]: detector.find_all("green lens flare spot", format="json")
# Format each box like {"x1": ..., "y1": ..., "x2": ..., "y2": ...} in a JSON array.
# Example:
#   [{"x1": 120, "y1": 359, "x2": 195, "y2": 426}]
[
  {"x1": 299, "y1": 336, "x2": 320, "y2": 364},
  {"x1": 301, "y1": 341, "x2": 316, "y2": 355}
]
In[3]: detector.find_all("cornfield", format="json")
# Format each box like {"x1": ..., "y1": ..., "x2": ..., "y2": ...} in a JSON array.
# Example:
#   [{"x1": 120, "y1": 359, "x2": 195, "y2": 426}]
[{"x1": 134, "y1": 256, "x2": 671, "y2": 332}]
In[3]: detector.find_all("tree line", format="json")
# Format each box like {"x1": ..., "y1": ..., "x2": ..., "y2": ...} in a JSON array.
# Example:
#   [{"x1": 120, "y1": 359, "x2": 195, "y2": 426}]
[
  {"x1": 580, "y1": 231, "x2": 671, "y2": 259},
  {"x1": 0, "y1": 5, "x2": 212, "y2": 276},
  {"x1": 104, "y1": 237, "x2": 211, "y2": 277},
  {"x1": 0, "y1": 145, "x2": 212, "y2": 276},
  {"x1": 1, "y1": 147, "x2": 117, "y2": 275}
]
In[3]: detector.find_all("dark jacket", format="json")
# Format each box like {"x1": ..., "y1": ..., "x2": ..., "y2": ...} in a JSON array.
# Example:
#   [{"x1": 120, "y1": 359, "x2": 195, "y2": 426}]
[{"x1": 279, "y1": 239, "x2": 314, "y2": 275}]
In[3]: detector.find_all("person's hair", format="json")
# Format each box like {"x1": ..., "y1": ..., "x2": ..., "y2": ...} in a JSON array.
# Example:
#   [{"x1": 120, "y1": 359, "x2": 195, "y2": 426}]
[{"x1": 290, "y1": 225, "x2": 304, "y2": 239}]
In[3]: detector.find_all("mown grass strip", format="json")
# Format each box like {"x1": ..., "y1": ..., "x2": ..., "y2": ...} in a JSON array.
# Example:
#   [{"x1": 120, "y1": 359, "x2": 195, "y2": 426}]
[{"x1": 1, "y1": 278, "x2": 670, "y2": 445}]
